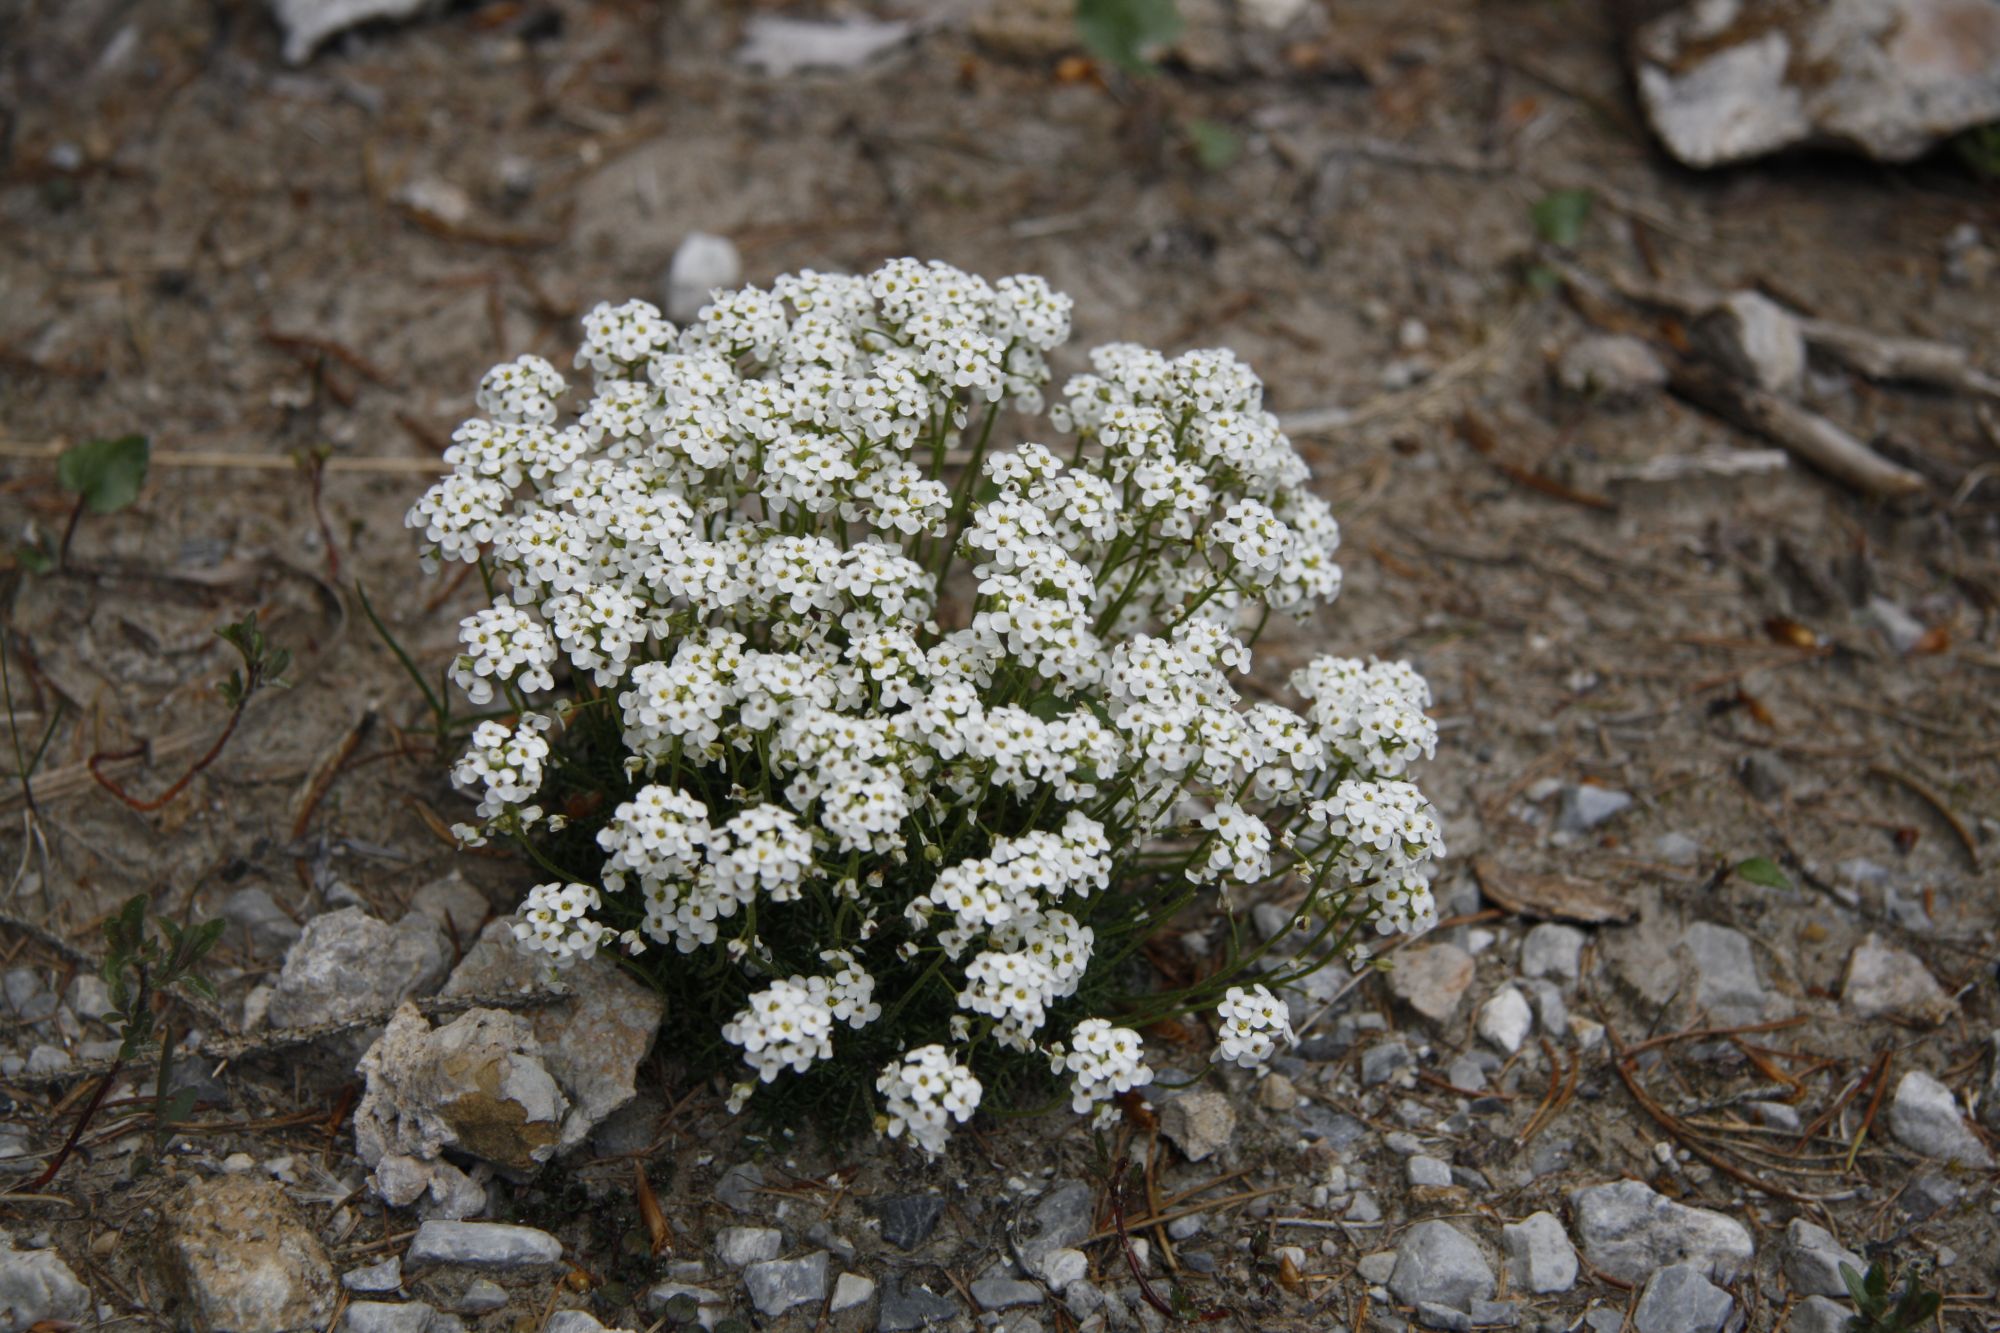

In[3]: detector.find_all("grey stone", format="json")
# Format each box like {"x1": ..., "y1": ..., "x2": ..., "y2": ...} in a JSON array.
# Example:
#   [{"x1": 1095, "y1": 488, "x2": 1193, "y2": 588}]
[
  {"x1": 1408, "y1": 1156, "x2": 1454, "y2": 1188},
  {"x1": 1788, "y1": 1295, "x2": 1855, "y2": 1333},
  {"x1": 1389, "y1": 944, "x2": 1476, "y2": 1022},
  {"x1": 1388, "y1": 1221, "x2": 1494, "y2": 1312},
  {"x1": 1294, "y1": 1104, "x2": 1368, "y2": 1148},
  {"x1": 1633, "y1": 0, "x2": 2000, "y2": 167},
  {"x1": 1016, "y1": 1180, "x2": 1093, "y2": 1277},
  {"x1": 1682, "y1": 922, "x2": 1783, "y2": 1025},
  {"x1": 1632, "y1": 1264, "x2": 1732, "y2": 1333},
  {"x1": 645, "y1": 1284, "x2": 725, "y2": 1331},
  {"x1": 24, "y1": 1045, "x2": 69, "y2": 1078},
  {"x1": 715, "y1": 1162, "x2": 763, "y2": 1213},
  {"x1": 1570, "y1": 1180, "x2": 1754, "y2": 1283},
  {"x1": 169, "y1": 1176, "x2": 339, "y2": 1332},
  {"x1": 1257, "y1": 1070, "x2": 1301, "y2": 1110},
  {"x1": 342, "y1": 1257, "x2": 402, "y2": 1294},
  {"x1": 457, "y1": 1280, "x2": 506, "y2": 1314},
  {"x1": 714, "y1": 1227, "x2": 781, "y2": 1269},
  {"x1": 832, "y1": 1272, "x2": 876, "y2": 1313},
  {"x1": 1477, "y1": 987, "x2": 1533, "y2": 1053},
  {"x1": 971, "y1": 1276, "x2": 1043, "y2": 1310},
  {"x1": 1748, "y1": 1101, "x2": 1801, "y2": 1132},
  {"x1": 1738, "y1": 750, "x2": 1795, "y2": 805},
  {"x1": 407, "y1": 872, "x2": 490, "y2": 939},
  {"x1": 341, "y1": 1302, "x2": 439, "y2": 1333},
  {"x1": 743, "y1": 1251, "x2": 827, "y2": 1319},
  {"x1": 1557, "y1": 335, "x2": 1667, "y2": 405},
  {"x1": 1783, "y1": 1220, "x2": 1862, "y2": 1299},
  {"x1": 1356, "y1": 1251, "x2": 1397, "y2": 1284},
  {"x1": 0, "y1": 1237, "x2": 92, "y2": 1330},
  {"x1": 1900, "y1": 1172, "x2": 1961, "y2": 1220},
  {"x1": 1557, "y1": 784, "x2": 1631, "y2": 834},
  {"x1": 1585, "y1": 1312, "x2": 1625, "y2": 1333},
  {"x1": 1346, "y1": 1192, "x2": 1382, "y2": 1223},
  {"x1": 1842, "y1": 934, "x2": 1954, "y2": 1024},
  {"x1": 1469, "y1": 1299, "x2": 1519, "y2": 1328},
  {"x1": 545, "y1": 1313, "x2": 637, "y2": 1333},
  {"x1": 1888, "y1": 1069, "x2": 1993, "y2": 1167},
  {"x1": 1415, "y1": 1302, "x2": 1471, "y2": 1332},
  {"x1": 267, "y1": 0, "x2": 439, "y2": 65},
  {"x1": 735, "y1": 16, "x2": 913, "y2": 78},
  {"x1": 2, "y1": 969, "x2": 54, "y2": 1022},
  {"x1": 1521, "y1": 924, "x2": 1585, "y2": 982},
  {"x1": 878, "y1": 1277, "x2": 962, "y2": 1331},
  {"x1": 222, "y1": 886, "x2": 304, "y2": 957},
  {"x1": 1361, "y1": 1039, "x2": 1411, "y2": 1086},
  {"x1": 1501, "y1": 1211, "x2": 1577, "y2": 1294},
  {"x1": 1864, "y1": 597, "x2": 1928, "y2": 655},
  {"x1": 1038, "y1": 1247, "x2": 1088, "y2": 1291},
  {"x1": 1655, "y1": 832, "x2": 1703, "y2": 865},
  {"x1": 65, "y1": 973, "x2": 115, "y2": 1022},
  {"x1": 441, "y1": 920, "x2": 664, "y2": 1155},
  {"x1": 663, "y1": 233, "x2": 743, "y2": 325},
  {"x1": 805, "y1": 1223, "x2": 854, "y2": 1264},
  {"x1": 1700, "y1": 292, "x2": 1806, "y2": 395},
  {"x1": 876, "y1": 1194, "x2": 946, "y2": 1251},
  {"x1": 268, "y1": 908, "x2": 450, "y2": 1030},
  {"x1": 406, "y1": 1221, "x2": 563, "y2": 1272},
  {"x1": 1159, "y1": 1089, "x2": 1236, "y2": 1162}
]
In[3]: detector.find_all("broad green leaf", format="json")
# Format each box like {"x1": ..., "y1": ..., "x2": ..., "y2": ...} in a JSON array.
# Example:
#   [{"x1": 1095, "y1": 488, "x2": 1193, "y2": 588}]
[
  {"x1": 1839, "y1": 1261, "x2": 1870, "y2": 1308},
  {"x1": 1076, "y1": 0, "x2": 1181, "y2": 74},
  {"x1": 1734, "y1": 856, "x2": 1791, "y2": 890},
  {"x1": 158, "y1": 1086, "x2": 199, "y2": 1125},
  {"x1": 1531, "y1": 188, "x2": 1594, "y2": 248},
  {"x1": 56, "y1": 434, "x2": 150, "y2": 515}
]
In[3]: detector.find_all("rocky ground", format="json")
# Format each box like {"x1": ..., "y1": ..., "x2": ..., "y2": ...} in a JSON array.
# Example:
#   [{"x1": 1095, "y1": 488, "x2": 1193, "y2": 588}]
[{"x1": 1, "y1": 1, "x2": 1998, "y2": 1331}]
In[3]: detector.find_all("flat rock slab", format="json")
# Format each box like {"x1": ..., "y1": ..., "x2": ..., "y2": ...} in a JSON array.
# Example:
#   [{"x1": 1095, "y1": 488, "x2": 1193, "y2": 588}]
[
  {"x1": 405, "y1": 1221, "x2": 563, "y2": 1272},
  {"x1": 1570, "y1": 1179, "x2": 1754, "y2": 1284},
  {"x1": 1634, "y1": 0, "x2": 2000, "y2": 167}
]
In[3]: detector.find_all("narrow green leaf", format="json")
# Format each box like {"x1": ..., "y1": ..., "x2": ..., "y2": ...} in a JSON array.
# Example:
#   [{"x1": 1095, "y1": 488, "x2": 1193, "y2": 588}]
[
  {"x1": 1734, "y1": 856, "x2": 1792, "y2": 890},
  {"x1": 159, "y1": 1086, "x2": 199, "y2": 1125},
  {"x1": 1839, "y1": 1260, "x2": 1869, "y2": 1308},
  {"x1": 1530, "y1": 188, "x2": 1594, "y2": 248},
  {"x1": 57, "y1": 435, "x2": 151, "y2": 515}
]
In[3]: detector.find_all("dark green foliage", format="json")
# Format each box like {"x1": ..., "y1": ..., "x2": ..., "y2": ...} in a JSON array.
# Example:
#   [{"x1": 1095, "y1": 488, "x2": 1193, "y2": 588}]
[
  {"x1": 1841, "y1": 1260, "x2": 1942, "y2": 1333},
  {"x1": 57, "y1": 434, "x2": 150, "y2": 515},
  {"x1": 1076, "y1": 0, "x2": 1181, "y2": 74}
]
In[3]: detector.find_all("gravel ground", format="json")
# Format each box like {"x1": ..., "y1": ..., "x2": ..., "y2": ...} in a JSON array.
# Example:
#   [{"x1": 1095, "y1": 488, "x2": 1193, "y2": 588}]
[{"x1": 1, "y1": 2, "x2": 1996, "y2": 1330}]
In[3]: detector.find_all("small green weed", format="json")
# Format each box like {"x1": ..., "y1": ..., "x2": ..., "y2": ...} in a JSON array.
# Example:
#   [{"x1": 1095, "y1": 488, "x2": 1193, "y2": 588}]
[{"x1": 1841, "y1": 1259, "x2": 1942, "y2": 1333}]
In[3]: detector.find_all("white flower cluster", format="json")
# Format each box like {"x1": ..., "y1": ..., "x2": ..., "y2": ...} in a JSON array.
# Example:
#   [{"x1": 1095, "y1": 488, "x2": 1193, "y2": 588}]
[
  {"x1": 1053, "y1": 1018, "x2": 1155, "y2": 1125},
  {"x1": 410, "y1": 259, "x2": 1444, "y2": 1156},
  {"x1": 1214, "y1": 983, "x2": 1295, "y2": 1068}
]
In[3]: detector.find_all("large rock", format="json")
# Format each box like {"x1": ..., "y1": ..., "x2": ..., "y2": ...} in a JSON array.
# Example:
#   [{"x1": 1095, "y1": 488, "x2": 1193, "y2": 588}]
[
  {"x1": 167, "y1": 1176, "x2": 338, "y2": 1332},
  {"x1": 1570, "y1": 1180, "x2": 1754, "y2": 1284},
  {"x1": 1388, "y1": 1221, "x2": 1495, "y2": 1312},
  {"x1": 354, "y1": 1004, "x2": 568, "y2": 1189},
  {"x1": 267, "y1": 0, "x2": 440, "y2": 65},
  {"x1": 1634, "y1": 0, "x2": 2000, "y2": 167},
  {"x1": 267, "y1": 908, "x2": 450, "y2": 1030},
  {"x1": 1842, "y1": 934, "x2": 1954, "y2": 1024},
  {"x1": 440, "y1": 920, "x2": 665, "y2": 1154},
  {"x1": 1888, "y1": 1069, "x2": 1993, "y2": 1167},
  {"x1": 0, "y1": 1236, "x2": 92, "y2": 1330},
  {"x1": 743, "y1": 1252, "x2": 828, "y2": 1318}
]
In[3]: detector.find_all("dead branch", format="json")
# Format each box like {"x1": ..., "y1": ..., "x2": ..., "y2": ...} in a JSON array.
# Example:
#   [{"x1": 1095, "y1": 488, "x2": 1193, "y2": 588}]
[{"x1": 1668, "y1": 363, "x2": 1928, "y2": 500}]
